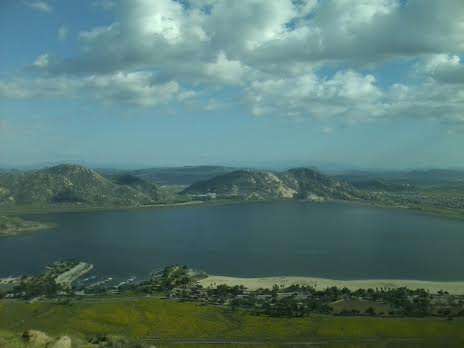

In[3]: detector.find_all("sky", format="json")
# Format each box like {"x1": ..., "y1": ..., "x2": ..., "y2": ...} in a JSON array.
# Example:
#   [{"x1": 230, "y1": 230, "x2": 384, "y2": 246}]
[{"x1": 0, "y1": 0, "x2": 464, "y2": 170}]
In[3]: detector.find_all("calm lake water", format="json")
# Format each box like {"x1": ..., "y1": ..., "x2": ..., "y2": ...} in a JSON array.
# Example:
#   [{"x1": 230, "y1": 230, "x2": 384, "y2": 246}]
[{"x1": 2, "y1": 201, "x2": 464, "y2": 281}]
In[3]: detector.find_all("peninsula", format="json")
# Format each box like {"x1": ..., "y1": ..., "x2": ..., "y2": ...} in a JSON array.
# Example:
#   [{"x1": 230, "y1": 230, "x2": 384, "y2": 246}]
[{"x1": 0, "y1": 216, "x2": 54, "y2": 237}]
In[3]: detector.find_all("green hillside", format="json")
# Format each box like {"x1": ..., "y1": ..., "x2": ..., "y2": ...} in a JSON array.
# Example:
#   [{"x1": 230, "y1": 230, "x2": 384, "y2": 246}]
[
  {"x1": 0, "y1": 298, "x2": 462, "y2": 347},
  {"x1": 0, "y1": 164, "x2": 163, "y2": 208}
]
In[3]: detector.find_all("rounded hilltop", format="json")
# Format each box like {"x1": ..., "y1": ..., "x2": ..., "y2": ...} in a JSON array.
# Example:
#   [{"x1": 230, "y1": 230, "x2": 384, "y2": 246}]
[
  {"x1": 0, "y1": 163, "x2": 163, "y2": 207},
  {"x1": 42, "y1": 164, "x2": 104, "y2": 177}
]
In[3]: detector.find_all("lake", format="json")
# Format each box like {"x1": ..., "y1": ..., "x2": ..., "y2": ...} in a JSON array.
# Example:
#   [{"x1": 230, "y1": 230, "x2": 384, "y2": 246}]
[{"x1": 1, "y1": 201, "x2": 464, "y2": 281}]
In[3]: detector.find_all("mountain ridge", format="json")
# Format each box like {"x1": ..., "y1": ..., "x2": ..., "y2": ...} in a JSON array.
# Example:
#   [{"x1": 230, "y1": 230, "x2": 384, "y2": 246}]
[{"x1": 183, "y1": 167, "x2": 360, "y2": 201}]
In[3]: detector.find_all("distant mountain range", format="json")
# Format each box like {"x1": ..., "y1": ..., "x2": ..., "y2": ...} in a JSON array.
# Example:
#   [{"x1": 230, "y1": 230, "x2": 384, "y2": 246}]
[
  {"x1": 0, "y1": 164, "x2": 363, "y2": 208},
  {"x1": 1, "y1": 163, "x2": 463, "y2": 210},
  {"x1": 98, "y1": 165, "x2": 237, "y2": 186},
  {"x1": 336, "y1": 178, "x2": 415, "y2": 192},
  {"x1": 336, "y1": 169, "x2": 464, "y2": 187},
  {"x1": 183, "y1": 168, "x2": 360, "y2": 201}
]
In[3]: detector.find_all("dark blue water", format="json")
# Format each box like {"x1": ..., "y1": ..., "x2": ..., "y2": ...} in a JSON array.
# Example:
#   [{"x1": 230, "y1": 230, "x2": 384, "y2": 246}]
[{"x1": 1, "y1": 201, "x2": 464, "y2": 281}]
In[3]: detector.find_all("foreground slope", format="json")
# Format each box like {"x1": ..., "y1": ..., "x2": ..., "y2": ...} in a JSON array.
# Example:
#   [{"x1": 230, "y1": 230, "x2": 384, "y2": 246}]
[{"x1": 0, "y1": 298, "x2": 463, "y2": 346}]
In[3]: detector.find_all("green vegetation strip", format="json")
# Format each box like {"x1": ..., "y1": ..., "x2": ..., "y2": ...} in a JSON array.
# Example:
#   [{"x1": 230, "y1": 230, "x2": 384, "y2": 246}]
[{"x1": 1, "y1": 298, "x2": 463, "y2": 342}]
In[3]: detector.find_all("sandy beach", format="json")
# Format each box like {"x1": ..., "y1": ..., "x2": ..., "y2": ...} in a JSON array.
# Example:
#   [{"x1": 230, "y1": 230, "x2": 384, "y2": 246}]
[{"x1": 199, "y1": 275, "x2": 464, "y2": 295}]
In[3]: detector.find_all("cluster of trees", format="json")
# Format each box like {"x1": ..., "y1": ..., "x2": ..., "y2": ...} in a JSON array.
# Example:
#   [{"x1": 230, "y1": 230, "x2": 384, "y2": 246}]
[
  {"x1": 137, "y1": 265, "x2": 195, "y2": 293},
  {"x1": 7, "y1": 263, "x2": 463, "y2": 320},
  {"x1": 8, "y1": 277, "x2": 62, "y2": 299},
  {"x1": 166, "y1": 280, "x2": 463, "y2": 319}
]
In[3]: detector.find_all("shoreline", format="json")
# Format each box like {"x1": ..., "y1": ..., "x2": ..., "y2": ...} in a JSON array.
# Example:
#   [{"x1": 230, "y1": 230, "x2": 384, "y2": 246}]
[
  {"x1": 0, "y1": 200, "x2": 207, "y2": 216},
  {"x1": 199, "y1": 275, "x2": 464, "y2": 295},
  {"x1": 0, "y1": 197, "x2": 462, "y2": 222}
]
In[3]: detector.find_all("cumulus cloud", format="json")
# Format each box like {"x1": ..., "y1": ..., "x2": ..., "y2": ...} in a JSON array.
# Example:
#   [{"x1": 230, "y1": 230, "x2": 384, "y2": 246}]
[
  {"x1": 29, "y1": 0, "x2": 464, "y2": 76},
  {"x1": 205, "y1": 52, "x2": 248, "y2": 85},
  {"x1": 25, "y1": 1, "x2": 53, "y2": 13},
  {"x1": 86, "y1": 72, "x2": 183, "y2": 106},
  {"x1": 246, "y1": 68, "x2": 464, "y2": 124},
  {"x1": 4, "y1": 0, "x2": 464, "y2": 123},
  {"x1": 247, "y1": 70, "x2": 384, "y2": 120},
  {"x1": 0, "y1": 72, "x2": 190, "y2": 107},
  {"x1": 419, "y1": 54, "x2": 464, "y2": 84}
]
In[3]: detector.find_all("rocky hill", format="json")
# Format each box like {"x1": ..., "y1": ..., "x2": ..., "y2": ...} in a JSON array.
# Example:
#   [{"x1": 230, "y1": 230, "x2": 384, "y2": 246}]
[
  {"x1": 0, "y1": 164, "x2": 163, "y2": 207},
  {"x1": 281, "y1": 168, "x2": 358, "y2": 200},
  {"x1": 183, "y1": 168, "x2": 360, "y2": 201},
  {"x1": 183, "y1": 170, "x2": 297, "y2": 199}
]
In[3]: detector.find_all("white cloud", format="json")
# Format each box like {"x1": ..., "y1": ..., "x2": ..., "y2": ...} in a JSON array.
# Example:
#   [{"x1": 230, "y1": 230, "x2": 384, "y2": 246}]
[
  {"x1": 32, "y1": 0, "x2": 464, "y2": 76},
  {"x1": 123, "y1": 0, "x2": 208, "y2": 44},
  {"x1": 246, "y1": 68, "x2": 464, "y2": 124},
  {"x1": 86, "y1": 71, "x2": 182, "y2": 106},
  {"x1": 0, "y1": 72, "x2": 188, "y2": 107},
  {"x1": 205, "y1": 52, "x2": 247, "y2": 85},
  {"x1": 0, "y1": 77, "x2": 76, "y2": 99},
  {"x1": 4, "y1": 0, "x2": 464, "y2": 124},
  {"x1": 58, "y1": 26, "x2": 68, "y2": 41},
  {"x1": 419, "y1": 54, "x2": 464, "y2": 84},
  {"x1": 33, "y1": 54, "x2": 50, "y2": 68},
  {"x1": 25, "y1": 1, "x2": 53, "y2": 13},
  {"x1": 247, "y1": 70, "x2": 384, "y2": 120}
]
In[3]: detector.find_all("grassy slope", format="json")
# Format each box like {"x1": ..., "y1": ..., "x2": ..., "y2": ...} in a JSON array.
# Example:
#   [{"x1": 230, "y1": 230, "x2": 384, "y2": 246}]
[{"x1": 1, "y1": 298, "x2": 463, "y2": 345}]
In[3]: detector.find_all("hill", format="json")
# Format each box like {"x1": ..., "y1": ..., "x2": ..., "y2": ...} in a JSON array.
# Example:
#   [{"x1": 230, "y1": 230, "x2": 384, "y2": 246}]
[
  {"x1": 0, "y1": 164, "x2": 163, "y2": 207},
  {"x1": 183, "y1": 168, "x2": 359, "y2": 201},
  {"x1": 282, "y1": 168, "x2": 358, "y2": 200},
  {"x1": 183, "y1": 170, "x2": 297, "y2": 199}
]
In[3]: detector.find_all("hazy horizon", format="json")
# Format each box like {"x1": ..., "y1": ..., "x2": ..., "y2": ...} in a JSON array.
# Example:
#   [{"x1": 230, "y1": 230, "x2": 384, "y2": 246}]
[{"x1": 2, "y1": 159, "x2": 464, "y2": 174}]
